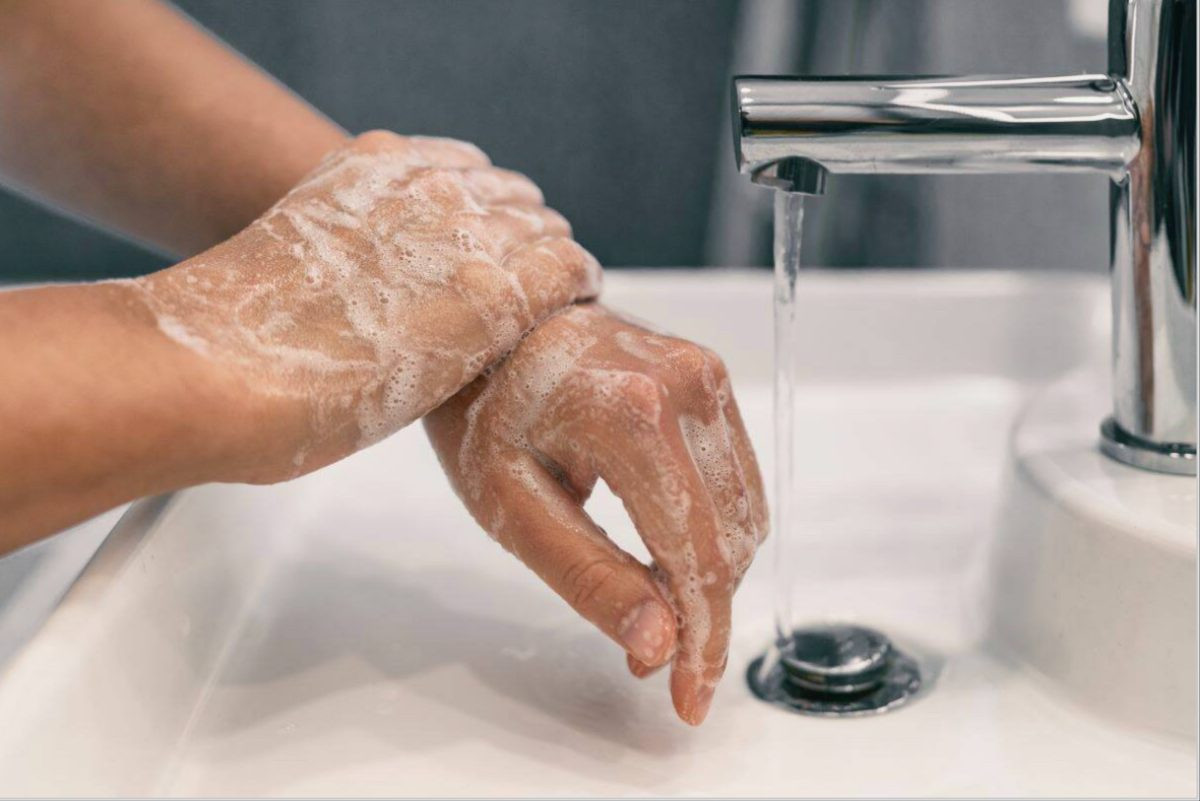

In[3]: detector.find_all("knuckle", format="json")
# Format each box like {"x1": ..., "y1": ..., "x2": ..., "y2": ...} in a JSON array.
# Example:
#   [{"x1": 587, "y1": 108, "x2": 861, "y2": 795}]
[
  {"x1": 462, "y1": 169, "x2": 514, "y2": 204},
  {"x1": 658, "y1": 342, "x2": 712, "y2": 392},
  {"x1": 353, "y1": 129, "x2": 406, "y2": 152},
  {"x1": 490, "y1": 205, "x2": 538, "y2": 232},
  {"x1": 663, "y1": 342, "x2": 729, "y2": 402},
  {"x1": 699, "y1": 346, "x2": 729, "y2": 381},
  {"x1": 538, "y1": 238, "x2": 589, "y2": 278},
  {"x1": 564, "y1": 559, "x2": 622, "y2": 610},
  {"x1": 410, "y1": 135, "x2": 492, "y2": 165},
  {"x1": 541, "y1": 206, "x2": 571, "y2": 234},
  {"x1": 512, "y1": 239, "x2": 601, "y2": 303},
  {"x1": 409, "y1": 165, "x2": 465, "y2": 193},
  {"x1": 443, "y1": 137, "x2": 492, "y2": 164},
  {"x1": 672, "y1": 342, "x2": 711, "y2": 377},
  {"x1": 553, "y1": 240, "x2": 602, "y2": 295},
  {"x1": 539, "y1": 236, "x2": 583, "y2": 264},
  {"x1": 498, "y1": 168, "x2": 544, "y2": 203},
  {"x1": 615, "y1": 372, "x2": 668, "y2": 412}
]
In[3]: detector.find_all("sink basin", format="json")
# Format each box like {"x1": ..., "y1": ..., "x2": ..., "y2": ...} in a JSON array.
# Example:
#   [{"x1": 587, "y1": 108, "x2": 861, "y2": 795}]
[
  {"x1": 991, "y1": 361, "x2": 1197, "y2": 739},
  {"x1": 0, "y1": 269, "x2": 1193, "y2": 797}
]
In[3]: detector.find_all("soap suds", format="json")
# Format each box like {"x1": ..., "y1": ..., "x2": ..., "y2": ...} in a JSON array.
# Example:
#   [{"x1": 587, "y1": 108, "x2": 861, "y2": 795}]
[
  {"x1": 118, "y1": 133, "x2": 599, "y2": 471},
  {"x1": 436, "y1": 303, "x2": 764, "y2": 695}
]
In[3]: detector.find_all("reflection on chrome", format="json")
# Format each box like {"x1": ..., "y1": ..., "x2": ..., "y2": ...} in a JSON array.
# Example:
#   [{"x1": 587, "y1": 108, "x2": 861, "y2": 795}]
[{"x1": 733, "y1": 0, "x2": 1195, "y2": 475}]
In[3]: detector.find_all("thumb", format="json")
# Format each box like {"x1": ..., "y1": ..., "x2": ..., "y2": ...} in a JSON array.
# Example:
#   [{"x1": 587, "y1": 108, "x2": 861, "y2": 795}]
[{"x1": 485, "y1": 453, "x2": 677, "y2": 667}]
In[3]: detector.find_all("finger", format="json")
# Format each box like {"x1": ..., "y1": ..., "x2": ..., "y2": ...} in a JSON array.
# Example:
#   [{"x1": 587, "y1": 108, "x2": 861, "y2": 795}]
[
  {"x1": 501, "y1": 238, "x2": 603, "y2": 318},
  {"x1": 602, "y1": 426, "x2": 732, "y2": 726},
  {"x1": 716, "y1": 372, "x2": 769, "y2": 542},
  {"x1": 462, "y1": 206, "x2": 573, "y2": 262},
  {"x1": 481, "y1": 450, "x2": 677, "y2": 667},
  {"x1": 348, "y1": 130, "x2": 486, "y2": 171},
  {"x1": 672, "y1": 347, "x2": 761, "y2": 578},
  {"x1": 628, "y1": 652, "x2": 667, "y2": 679},
  {"x1": 491, "y1": 205, "x2": 572, "y2": 240},
  {"x1": 605, "y1": 326, "x2": 767, "y2": 554},
  {"x1": 440, "y1": 239, "x2": 596, "y2": 366},
  {"x1": 459, "y1": 167, "x2": 546, "y2": 207},
  {"x1": 533, "y1": 371, "x2": 733, "y2": 725},
  {"x1": 322, "y1": 134, "x2": 490, "y2": 198},
  {"x1": 407, "y1": 135, "x2": 493, "y2": 168}
]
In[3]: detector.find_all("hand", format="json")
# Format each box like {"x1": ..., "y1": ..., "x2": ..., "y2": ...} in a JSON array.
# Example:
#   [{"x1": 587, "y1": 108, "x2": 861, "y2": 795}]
[
  {"x1": 123, "y1": 132, "x2": 601, "y2": 480},
  {"x1": 424, "y1": 303, "x2": 767, "y2": 725}
]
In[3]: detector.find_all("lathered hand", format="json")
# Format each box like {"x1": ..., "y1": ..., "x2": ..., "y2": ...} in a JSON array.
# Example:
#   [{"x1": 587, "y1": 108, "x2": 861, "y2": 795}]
[
  {"x1": 123, "y1": 132, "x2": 601, "y2": 480},
  {"x1": 424, "y1": 304, "x2": 767, "y2": 725}
]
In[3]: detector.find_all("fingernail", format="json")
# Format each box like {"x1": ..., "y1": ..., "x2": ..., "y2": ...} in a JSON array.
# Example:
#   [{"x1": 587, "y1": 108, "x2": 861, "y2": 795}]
[
  {"x1": 618, "y1": 601, "x2": 672, "y2": 664},
  {"x1": 627, "y1": 653, "x2": 667, "y2": 679},
  {"x1": 686, "y1": 685, "x2": 716, "y2": 726}
]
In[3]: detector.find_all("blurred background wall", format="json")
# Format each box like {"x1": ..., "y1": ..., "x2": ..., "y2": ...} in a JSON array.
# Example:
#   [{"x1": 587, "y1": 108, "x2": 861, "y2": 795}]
[{"x1": 0, "y1": 0, "x2": 1110, "y2": 282}]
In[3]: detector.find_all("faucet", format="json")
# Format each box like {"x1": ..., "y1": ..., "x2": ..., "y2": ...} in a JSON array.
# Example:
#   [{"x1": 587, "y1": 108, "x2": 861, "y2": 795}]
[{"x1": 733, "y1": 0, "x2": 1196, "y2": 475}]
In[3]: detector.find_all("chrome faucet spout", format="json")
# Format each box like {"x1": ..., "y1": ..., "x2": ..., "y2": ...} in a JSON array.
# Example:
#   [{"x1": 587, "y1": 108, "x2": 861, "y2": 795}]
[
  {"x1": 734, "y1": 74, "x2": 1140, "y2": 179},
  {"x1": 749, "y1": 156, "x2": 828, "y2": 195},
  {"x1": 733, "y1": 0, "x2": 1196, "y2": 475}
]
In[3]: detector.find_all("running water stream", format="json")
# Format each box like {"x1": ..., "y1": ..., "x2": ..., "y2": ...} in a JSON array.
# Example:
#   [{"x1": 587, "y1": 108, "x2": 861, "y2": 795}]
[
  {"x1": 771, "y1": 190, "x2": 804, "y2": 643},
  {"x1": 748, "y1": 186, "x2": 924, "y2": 716}
]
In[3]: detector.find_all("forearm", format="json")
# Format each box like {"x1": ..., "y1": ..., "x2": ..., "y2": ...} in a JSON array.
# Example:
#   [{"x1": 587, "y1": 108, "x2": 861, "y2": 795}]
[
  {"x1": 0, "y1": 131, "x2": 599, "y2": 551},
  {"x1": 0, "y1": 282, "x2": 271, "y2": 552},
  {"x1": 0, "y1": 0, "x2": 345, "y2": 257}
]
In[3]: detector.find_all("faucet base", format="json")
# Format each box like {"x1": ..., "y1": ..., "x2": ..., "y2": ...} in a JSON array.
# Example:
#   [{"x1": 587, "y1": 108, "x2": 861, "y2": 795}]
[{"x1": 1099, "y1": 417, "x2": 1197, "y2": 476}]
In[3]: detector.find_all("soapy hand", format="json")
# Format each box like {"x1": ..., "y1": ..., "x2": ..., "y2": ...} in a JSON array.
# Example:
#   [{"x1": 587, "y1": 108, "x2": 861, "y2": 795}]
[
  {"x1": 424, "y1": 304, "x2": 767, "y2": 725},
  {"x1": 123, "y1": 131, "x2": 601, "y2": 479}
]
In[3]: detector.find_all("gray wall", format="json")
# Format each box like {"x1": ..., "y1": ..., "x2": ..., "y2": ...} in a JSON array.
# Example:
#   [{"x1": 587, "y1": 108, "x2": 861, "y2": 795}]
[{"x1": 0, "y1": 0, "x2": 1110, "y2": 281}]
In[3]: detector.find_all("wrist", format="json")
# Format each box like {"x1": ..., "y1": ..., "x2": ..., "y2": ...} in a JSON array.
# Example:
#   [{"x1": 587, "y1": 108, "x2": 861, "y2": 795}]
[{"x1": 110, "y1": 275, "x2": 309, "y2": 486}]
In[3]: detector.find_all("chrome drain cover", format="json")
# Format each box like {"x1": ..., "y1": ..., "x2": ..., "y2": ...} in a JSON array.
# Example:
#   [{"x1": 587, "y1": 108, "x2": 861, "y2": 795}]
[{"x1": 747, "y1": 624, "x2": 923, "y2": 717}]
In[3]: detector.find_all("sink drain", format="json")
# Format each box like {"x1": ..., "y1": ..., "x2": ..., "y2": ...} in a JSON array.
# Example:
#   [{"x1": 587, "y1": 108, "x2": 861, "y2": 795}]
[{"x1": 747, "y1": 624, "x2": 923, "y2": 717}]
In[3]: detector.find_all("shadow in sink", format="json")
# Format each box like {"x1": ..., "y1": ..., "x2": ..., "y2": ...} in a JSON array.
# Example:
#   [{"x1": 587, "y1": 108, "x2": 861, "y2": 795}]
[{"x1": 174, "y1": 550, "x2": 697, "y2": 787}]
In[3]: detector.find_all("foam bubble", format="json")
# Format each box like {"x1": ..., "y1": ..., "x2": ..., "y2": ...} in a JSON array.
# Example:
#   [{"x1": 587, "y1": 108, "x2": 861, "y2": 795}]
[
  {"x1": 440, "y1": 304, "x2": 755, "y2": 690},
  {"x1": 124, "y1": 137, "x2": 595, "y2": 462}
]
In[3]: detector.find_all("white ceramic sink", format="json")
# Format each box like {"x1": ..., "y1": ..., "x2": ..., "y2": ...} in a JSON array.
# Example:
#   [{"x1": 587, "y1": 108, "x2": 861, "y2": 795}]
[
  {"x1": 0, "y1": 270, "x2": 1193, "y2": 797},
  {"x1": 992, "y1": 361, "x2": 1197, "y2": 739}
]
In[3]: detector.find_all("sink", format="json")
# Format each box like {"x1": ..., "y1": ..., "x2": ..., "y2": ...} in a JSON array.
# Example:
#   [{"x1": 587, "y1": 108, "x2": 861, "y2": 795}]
[
  {"x1": 991, "y1": 361, "x2": 1197, "y2": 739},
  {"x1": 0, "y1": 269, "x2": 1193, "y2": 797}
]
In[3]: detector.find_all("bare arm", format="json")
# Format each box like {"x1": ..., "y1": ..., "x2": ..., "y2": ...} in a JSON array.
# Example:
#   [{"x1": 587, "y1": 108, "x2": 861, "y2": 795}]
[
  {"x1": 0, "y1": 281, "x2": 263, "y2": 549},
  {"x1": 0, "y1": 0, "x2": 340, "y2": 549},
  {"x1": 0, "y1": 132, "x2": 600, "y2": 554},
  {"x1": 0, "y1": 0, "x2": 602, "y2": 550},
  {"x1": 0, "y1": 0, "x2": 346, "y2": 256}
]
